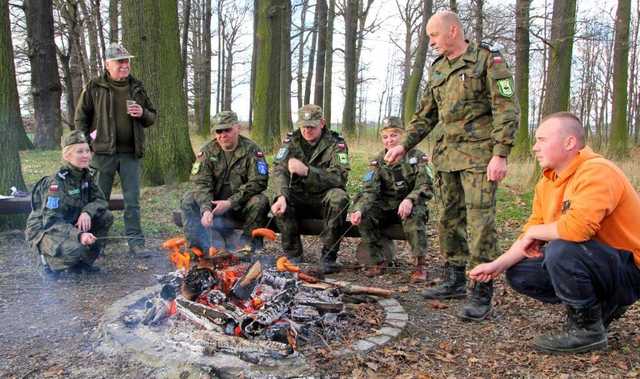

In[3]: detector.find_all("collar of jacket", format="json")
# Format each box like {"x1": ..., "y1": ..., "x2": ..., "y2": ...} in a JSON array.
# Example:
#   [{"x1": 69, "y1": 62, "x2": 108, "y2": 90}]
[
  {"x1": 292, "y1": 128, "x2": 335, "y2": 163},
  {"x1": 93, "y1": 71, "x2": 143, "y2": 89},
  {"x1": 211, "y1": 135, "x2": 251, "y2": 164}
]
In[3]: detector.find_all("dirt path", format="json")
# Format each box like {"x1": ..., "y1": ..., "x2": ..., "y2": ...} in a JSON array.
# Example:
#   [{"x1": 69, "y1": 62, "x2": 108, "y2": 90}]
[{"x1": 1, "y1": 230, "x2": 638, "y2": 378}]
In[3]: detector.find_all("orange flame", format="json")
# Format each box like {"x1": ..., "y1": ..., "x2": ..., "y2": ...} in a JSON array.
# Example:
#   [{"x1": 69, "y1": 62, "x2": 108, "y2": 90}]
[{"x1": 162, "y1": 236, "x2": 191, "y2": 271}]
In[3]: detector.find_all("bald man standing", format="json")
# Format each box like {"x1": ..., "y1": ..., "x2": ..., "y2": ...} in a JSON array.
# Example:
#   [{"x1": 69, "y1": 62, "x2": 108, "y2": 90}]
[
  {"x1": 385, "y1": 11, "x2": 518, "y2": 321},
  {"x1": 469, "y1": 112, "x2": 640, "y2": 353}
]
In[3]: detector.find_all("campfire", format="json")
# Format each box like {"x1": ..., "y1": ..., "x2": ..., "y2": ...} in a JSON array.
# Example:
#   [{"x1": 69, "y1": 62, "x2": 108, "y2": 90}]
[{"x1": 118, "y1": 230, "x2": 392, "y2": 364}]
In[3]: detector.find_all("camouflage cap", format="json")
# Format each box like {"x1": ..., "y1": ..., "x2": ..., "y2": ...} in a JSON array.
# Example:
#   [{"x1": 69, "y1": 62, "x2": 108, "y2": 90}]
[
  {"x1": 381, "y1": 116, "x2": 404, "y2": 131},
  {"x1": 105, "y1": 43, "x2": 134, "y2": 61},
  {"x1": 211, "y1": 111, "x2": 239, "y2": 131},
  {"x1": 297, "y1": 104, "x2": 323, "y2": 127},
  {"x1": 61, "y1": 130, "x2": 88, "y2": 148}
]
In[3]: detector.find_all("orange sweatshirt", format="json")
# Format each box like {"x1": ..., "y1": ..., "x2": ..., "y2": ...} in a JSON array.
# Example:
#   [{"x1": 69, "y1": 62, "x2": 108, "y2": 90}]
[{"x1": 523, "y1": 146, "x2": 640, "y2": 267}]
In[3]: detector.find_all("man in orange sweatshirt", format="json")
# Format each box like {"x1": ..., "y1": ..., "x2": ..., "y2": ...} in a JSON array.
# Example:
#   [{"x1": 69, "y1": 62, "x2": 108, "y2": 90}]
[{"x1": 469, "y1": 112, "x2": 640, "y2": 354}]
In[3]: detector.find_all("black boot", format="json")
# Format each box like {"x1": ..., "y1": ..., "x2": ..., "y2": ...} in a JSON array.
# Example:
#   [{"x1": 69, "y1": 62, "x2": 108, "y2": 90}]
[
  {"x1": 602, "y1": 303, "x2": 629, "y2": 329},
  {"x1": 422, "y1": 263, "x2": 466, "y2": 299},
  {"x1": 458, "y1": 281, "x2": 493, "y2": 321},
  {"x1": 534, "y1": 304, "x2": 607, "y2": 354},
  {"x1": 320, "y1": 248, "x2": 342, "y2": 274}
]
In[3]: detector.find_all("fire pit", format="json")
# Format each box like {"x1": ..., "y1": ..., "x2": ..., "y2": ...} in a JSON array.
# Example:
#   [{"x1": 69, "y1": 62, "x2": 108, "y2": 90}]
[{"x1": 96, "y1": 237, "x2": 407, "y2": 377}]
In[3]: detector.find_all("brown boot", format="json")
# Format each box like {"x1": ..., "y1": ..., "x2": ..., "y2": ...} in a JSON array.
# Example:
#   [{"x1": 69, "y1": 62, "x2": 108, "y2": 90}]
[
  {"x1": 410, "y1": 256, "x2": 427, "y2": 283},
  {"x1": 364, "y1": 262, "x2": 386, "y2": 277}
]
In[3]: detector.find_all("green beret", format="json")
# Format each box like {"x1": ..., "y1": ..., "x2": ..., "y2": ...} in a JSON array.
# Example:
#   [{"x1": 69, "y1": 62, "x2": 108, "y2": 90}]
[{"x1": 61, "y1": 130, "x2": 88, "y2": 148}]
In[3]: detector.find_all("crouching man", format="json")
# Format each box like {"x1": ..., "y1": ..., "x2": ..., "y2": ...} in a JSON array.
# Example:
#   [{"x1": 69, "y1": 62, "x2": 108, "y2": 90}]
[
  {"x1": 181, "y1": 111, "x2": 270, "y2": 253},
  {"x1": 469, "y1": 112, "x2": 640, "y2": 353}
]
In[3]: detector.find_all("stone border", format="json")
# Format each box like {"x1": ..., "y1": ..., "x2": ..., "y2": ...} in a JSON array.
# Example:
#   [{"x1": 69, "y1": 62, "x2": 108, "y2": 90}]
[{"x1": 97, "y1": 281, "x2": 408, "y2": 375}]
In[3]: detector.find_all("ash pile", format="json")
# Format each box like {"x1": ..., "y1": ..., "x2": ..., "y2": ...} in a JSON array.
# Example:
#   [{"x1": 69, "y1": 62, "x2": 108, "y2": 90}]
[{"x1": 120, "y1": 236, "x2": 390, "y2": 364}]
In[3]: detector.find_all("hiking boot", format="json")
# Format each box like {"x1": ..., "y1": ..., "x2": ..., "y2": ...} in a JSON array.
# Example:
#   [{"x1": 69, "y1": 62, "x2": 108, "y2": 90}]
[
  {"x1": 458, "y1": 281, "x2": 493, "y2": 321},
  {"x1": 364, "y1": 262, "x2": 387, "y2": 277},
  {"x1": 319, "y1": 249, "x2": 342, "y2": 275},
  {"x1": 421, "y1": 263, "x2": 466, "y2": 299},
  {"x1": 410, "y1": 256, "x2": 427, "y2": 283},
  {"x1": 76, "y1": 262, "x2": 101, "y2": 274},
  {"x1": 534, "y1": 304, "x2": 608, "y2": 354},
  {"x1": 129, "y1": 245, "x2": 152, "y2": 258}
]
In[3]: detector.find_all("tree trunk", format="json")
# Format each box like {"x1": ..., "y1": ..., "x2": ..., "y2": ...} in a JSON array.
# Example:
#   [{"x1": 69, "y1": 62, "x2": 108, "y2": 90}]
[
  {"x1": 449, "y1": 0, "x2": 457, "y2": 12},
  {"x1": 200, "y1": 0, "x2": 211, "y2": 133},
  {"x1": 249, "y1": 0, "x2": 258, "y2": 127},
  {"x1": 510, "y1": 0, "x2": 530, "y2": 161},
  {"x1": 403, "y1": 0, "x2": 432, "y2": 124},
  {"x1": 608, "y1": 0, "x2": 631, "y2": 158},
  {"x1": 304, "y1": 5, "x2": 318, "y2": 105},
  {"x1": 181, "y1": 0, "x2": 191, "y2": 93},
  {"x1": 122, "y1": 0, "x2": 194, "y2": 185},
  {"x1": 541, "y1": 0, "x2": 576, "y2": 117},
  {"x1": 79, "y1": 0, "x2": 100, "y2": 76},
  {"x1": 313, "y1": 0, "x2": 327, "y2": 106},
  {"x1": 223, "y1": 41, "x2": 233, "y2": 111},
  {"x1": 95, "y1": 0, "x2": 107, "y2": 58},
  {"x1": 109, "y1": 0, "x2": 119, "y2": 42},
  {"x1": 296, "y1": 0, "x2": 308, "y2": 110},
  {"x1": 322, "y1": 0, "x2": 334, "y2": 126},
  {"x1": 25, "y1": 0, "x2": 62, "y2": 149},
  {"x1": 473, "y1": 0, "x2": 483, "y2": 45},
  {"x1": 341, "y1": 0, "x2": 358, "y2": 137},
  {"x1": 279, "y1": 0, "x2": 293, "y2": 131},
  {"x1": 0, "y1": 0, "x2": 27, "y2": 229},
  {"x1": 253, "y1": 0, "x2": 284, "y2": 151}
]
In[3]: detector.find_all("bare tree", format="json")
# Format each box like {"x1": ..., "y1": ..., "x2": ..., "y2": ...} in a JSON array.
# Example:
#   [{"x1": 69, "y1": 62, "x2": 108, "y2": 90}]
[
  {"x1": 220, "y1": 0, "x2": 251, "y2": 110},
  {"x1": 323, "y1": 0, "x2": 335, "y2": 124},
  {"x1": 608, "y1": 0, "x2": 632, "y2": 157},
  {"x1": 403, "y1": 0, "x2": 432, "y2": 124},
  {"x1": 472, "y1": 0, "x2": 483, "y2": 44},
  {"x1": 392, "y1": 0, "x2": 422, "y2": 121},
  {"x1": 511, "y1": 0, "x2": 531, "y2": 160},
  {"x1": 108, "y1": 0, "x2": 118, "y2": 42},
  {"x1": 313, "y1": 0, "x2": 327, "y2": 106}
]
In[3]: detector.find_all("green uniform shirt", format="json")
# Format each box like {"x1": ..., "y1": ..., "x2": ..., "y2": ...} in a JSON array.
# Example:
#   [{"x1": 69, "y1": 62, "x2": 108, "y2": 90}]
[
  {"x1": 403, "y1": 42, "x2": 519, "y2": 172},
  {"x1": 353, "y1": 148, "x2": 434, "y2": 212},
  {"x1": 273, "y1": 129, "x2": 350, "y2": 200},
  {"x1": 189, "y1": 135, "x2": 268, "y2": 213},
  {"x1": 25, "y1": 164, "x2": 108, "y2": 249}
]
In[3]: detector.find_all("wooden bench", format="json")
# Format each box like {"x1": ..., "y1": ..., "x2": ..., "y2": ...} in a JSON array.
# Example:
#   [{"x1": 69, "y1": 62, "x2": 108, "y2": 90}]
[
  {"x1": 171, "y1": 211, "x2": 407, "y2": 240},
  {"x1": 0, "y1": 194, "x2": 125, "y2": 215}
]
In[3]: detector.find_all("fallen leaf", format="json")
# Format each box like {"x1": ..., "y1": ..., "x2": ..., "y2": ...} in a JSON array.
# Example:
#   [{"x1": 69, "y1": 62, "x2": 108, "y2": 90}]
[
  {"x1": 429, "y1": 300, "x2": 449, "y2": 310},
  {"x1": 590, "y1": 354, "x2": 600, "y2": 364},
  {"x1": 396, "y1": 286, "x2": 410, "y2": 293},
  {"x1": 617, "y1": 361, "x2": 629, "y2": 371},
  {"x1": 366, "y1": 361, "x2": 379, "y2": 371}
]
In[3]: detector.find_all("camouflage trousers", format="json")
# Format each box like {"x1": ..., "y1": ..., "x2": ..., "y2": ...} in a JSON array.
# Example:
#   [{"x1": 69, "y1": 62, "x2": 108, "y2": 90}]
[
  {"x1": 38, "y1": 211, "x2": 114, "y2": 271},
  {"x1": 180, "y1": 192, "x2": 269, "y2": 252},
  {"x1": 358, "y1": 202, "x2": 429, "y2": 264},
  {"x1": 436, "y1": 169, "x2": 497, "y2": 268},
  {"x1": 274, "y1": 189, "x2": 350, "y2": 259}
]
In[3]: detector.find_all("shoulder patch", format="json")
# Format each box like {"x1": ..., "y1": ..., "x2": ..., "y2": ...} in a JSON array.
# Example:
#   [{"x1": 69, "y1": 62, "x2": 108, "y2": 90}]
[
  {"x1": 287, "y1": 131, "x2": 293, "y2": 137},
  {"x1": 369, "y1": 160, "x2": 379, "y2": 167},
  {"x1": 496, "y1": 78, "x2": 514, "y2": 98},
  {"x1": 255, "y1": 151, "x2": 264, "y2": 158},
  {"x1": 46, "y1": 196, "x2": 60, "y2": 209},
  {"x1": 191, "y1": 161, "x2": 201, "y2": 175},
  {"x1": 408, "y1": 157, "x2": 418, "y2": 165},
  {"x1": 283, "y1": 138, "x2": 291, "y2": 144},
  {"x1": 196, "y1": 151, "x2": 205, "y2": 161},
  {"x1": 421, "y1": 155, "x2": 430, "y2": 163},
  {"x1": 57, "y1": 170, "x2": 69, "y2": 180},
  {"x1": 48, "y1": 183, "x2": 59, "y2": 193},
  {"x1": 337, "y1": 152, "x2": 349, "y2": 165},
  {"x1": 276, "y1": 147, "x2": 289, "y2": 160},
  {"x1": 256, "y1": 160, "x2": 268, "y2": 176},
  {"x1": 337, "y1": 142, "x2": 346, "y2": 150},
  {"x1": 363, "y1": 171, "x2": 374, "y2": 182}
]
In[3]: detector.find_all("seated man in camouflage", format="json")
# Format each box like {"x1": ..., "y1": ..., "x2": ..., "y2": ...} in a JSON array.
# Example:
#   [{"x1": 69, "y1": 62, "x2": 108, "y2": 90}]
[
  {"x1": 350, "y1": 117, "x2": 434, "y2": 281},
  {"x1": 26, "y1": 131, "x2": 114, "y2": 277},
  {"x1": 181, "y1": 111, "x2": 270, "y2": 253},
  {"x1": 271, "y1": 105, "x2": 350, "y2": 274}
]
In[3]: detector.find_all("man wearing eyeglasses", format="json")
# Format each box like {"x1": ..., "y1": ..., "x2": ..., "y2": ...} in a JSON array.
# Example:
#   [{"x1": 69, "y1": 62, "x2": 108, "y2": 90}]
[
  {"x1": 75, "y1": 43, "x2": 156, "y2": 257},
  {"x1": 271, "y1": 104, "x2": 350, "y2": 274},
  {"x1": 181, "y1": 111, "x2": 270, "y2": 254}
]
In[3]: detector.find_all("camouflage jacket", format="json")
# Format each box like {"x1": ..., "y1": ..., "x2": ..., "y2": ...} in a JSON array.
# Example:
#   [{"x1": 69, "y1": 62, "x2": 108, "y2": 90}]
[
  {"x1": 404, "y1": 42, "x2": 519, "y2": 172},
  {"x1": 272, "y1": 129, "x2": 350, "y2": 199},
  {"x1": 190, "y1": 135, "x2": 268, "y2": 213},
  {"x1": 353, "y1": 148, "x2": 434, "y2": 212},
  {"x1": 25, "y1": 164, "x2": 108, "y2": 249}
]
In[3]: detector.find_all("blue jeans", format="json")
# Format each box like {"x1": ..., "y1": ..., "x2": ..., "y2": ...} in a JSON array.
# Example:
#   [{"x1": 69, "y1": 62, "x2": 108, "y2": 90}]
[{"x1": 506, "y1": 239, "x2": 640, "y2": 310}]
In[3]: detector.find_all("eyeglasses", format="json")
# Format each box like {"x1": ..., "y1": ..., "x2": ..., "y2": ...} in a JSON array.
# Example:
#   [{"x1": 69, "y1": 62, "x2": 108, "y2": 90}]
[{"x1": 215, "y1": 128, "x2": 233, "y2": 134}]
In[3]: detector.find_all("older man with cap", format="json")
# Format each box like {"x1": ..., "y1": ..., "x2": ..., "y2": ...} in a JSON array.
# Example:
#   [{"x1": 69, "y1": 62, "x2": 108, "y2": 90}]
[
  {"x1": 181, "y1": 111, "x2": 270, "y2": 253},
  {"x1": 271, "y1": 104, "x2": 350, "y2": 274},
  {"x1": 350, "y1": 117, "x2": 434, "y2": 281},
  {"x1": 26, "y1": 131, "x2": 114, "y2": 277},
  {"x1": 74, "y1": 43, "x2": 156, "y2": 257}
]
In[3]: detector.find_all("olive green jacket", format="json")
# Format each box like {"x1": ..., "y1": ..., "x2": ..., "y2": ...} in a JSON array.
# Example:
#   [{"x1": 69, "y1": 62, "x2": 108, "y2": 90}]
[
  {"x1": 353, "y1": 148, "x2": 434, "y2": 212},
  {"x1": 189, "y1": 135, "x2": 268, "y2": 213},
  {"x1": 74, "y1": 72, "x2": 156, "y2": 158},
  {"x1": 25, "y1": 165, "x2": 108, "y2": 250},
  {"x1": 272, "y1": 129, "x2": 350, "y2": 200},
  {"x1": 404, "y1": 42, "x2": 519, "y2": 172}
]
